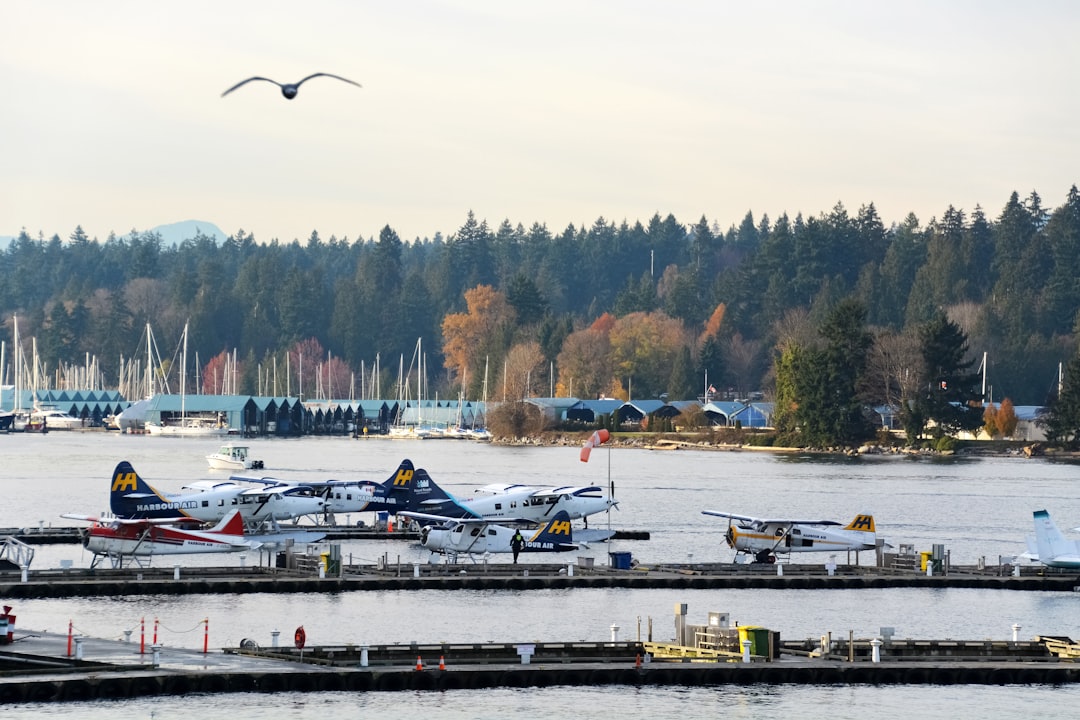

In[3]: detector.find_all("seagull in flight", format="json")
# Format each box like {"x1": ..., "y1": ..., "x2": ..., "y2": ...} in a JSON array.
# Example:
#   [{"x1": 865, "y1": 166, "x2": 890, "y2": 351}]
[{"x1": 221, "y1": 73, "x2": 362, "y2": 100}]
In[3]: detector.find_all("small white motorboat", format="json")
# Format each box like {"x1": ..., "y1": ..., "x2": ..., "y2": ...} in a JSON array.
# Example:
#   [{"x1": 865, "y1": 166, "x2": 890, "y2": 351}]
[{"x1": 206, "y1": 443, "x2": 264, "y2": 471}]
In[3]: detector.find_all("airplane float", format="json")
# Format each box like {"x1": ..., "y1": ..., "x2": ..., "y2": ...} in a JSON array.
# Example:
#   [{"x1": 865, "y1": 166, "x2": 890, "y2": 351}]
[
  {"x1": 702, "y1": 510, "x2": 879, "y2": 563},
  {"x1": 399, "y1": 509, "x2": 613, "y2": 560},
  {"x1": 109, "y1": 461, "x2": 327, "y2": 527},
  {"x1": 1025, "y1": 509, "x2": 1080, "y2": 569},
  {"x1": 61, "y1": 510, "x2": 255, "y2": 568}
]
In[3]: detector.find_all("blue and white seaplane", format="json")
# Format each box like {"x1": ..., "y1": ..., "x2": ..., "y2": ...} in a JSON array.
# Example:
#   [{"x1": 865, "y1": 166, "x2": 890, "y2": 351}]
[
  {"x1": 395, "y1": 464, "x2": 617, "y2": 526},
  {"x1": 702, "y1": 510, "x2": 878, "y2": 563},
  {"x1": 231, "y1": 458, "x2": 420, "y2": 520},
  {"x1": 399, "y1": 509, "x2": 612, "y2": 560},
  {"x1": 108, "y1": 461, "x2": 326, "y2": 539}
]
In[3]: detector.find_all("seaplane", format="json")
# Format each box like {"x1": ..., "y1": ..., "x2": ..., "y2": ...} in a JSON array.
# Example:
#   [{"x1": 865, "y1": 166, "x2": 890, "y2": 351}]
[
  {"x1": 60, "y1": 510, "x2": 256, "y2": 568},
  {"x1": 399, "y1": 509, "x2": 611, "y2": 560},
  {"x1": 231, "y1": 459, "x2": 421, "y2": 521},
  {"x1": 109, "y1": 460, "x2": 327, "y2": 528},
  {"x1": 393, "y1": 462, "x2": 617, "y2": 525},
  {"x1": 233, "y1": 458, "x2": 618, "y2": 527},
  {"x1": 702, "y1": 510, "x2": 879, "y2": 563},
  {"x1": 1025, "y1": 509, "x2": 1080, "y2": 569}
]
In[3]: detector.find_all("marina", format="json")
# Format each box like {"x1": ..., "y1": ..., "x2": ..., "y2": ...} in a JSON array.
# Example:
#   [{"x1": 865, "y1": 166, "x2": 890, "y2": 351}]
[{"x1": 1, "y1": 434, "x2": 1080, "y2": 715}]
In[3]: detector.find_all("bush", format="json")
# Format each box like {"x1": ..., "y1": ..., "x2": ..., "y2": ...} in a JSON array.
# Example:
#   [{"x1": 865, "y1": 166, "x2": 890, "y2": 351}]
[{"x1": 933, "y1": 435, "x2": 957, "y2": 452}]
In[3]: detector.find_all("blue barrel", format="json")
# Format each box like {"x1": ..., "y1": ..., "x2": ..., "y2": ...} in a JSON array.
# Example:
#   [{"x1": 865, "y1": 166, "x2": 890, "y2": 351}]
[{"x1": 609, "y1": 551, "x2": 632, "y2": 570}]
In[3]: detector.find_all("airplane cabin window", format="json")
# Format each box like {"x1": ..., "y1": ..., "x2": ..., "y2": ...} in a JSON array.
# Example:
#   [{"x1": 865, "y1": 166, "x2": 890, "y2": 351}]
[
  {"x1": 202, "y1": 501, "x2": 209, "y2": 507},
  {"x1": 494, "y1": 503, "x2": 502, "y2": 510},
  {"x1": 487, "y1": 529, "x2": 496, "y2": 536}
]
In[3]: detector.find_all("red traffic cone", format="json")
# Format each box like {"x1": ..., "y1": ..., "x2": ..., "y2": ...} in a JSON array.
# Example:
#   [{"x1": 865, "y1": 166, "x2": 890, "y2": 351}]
[
  {"x1": 415, "y1": 655, "x2": 423, "y2": 671},
  {"x1": 635, "y1": 653, "x2": 642, "y2": 668},
  {"x1": 439, "y1": 655, "x2": 446, "y2": 670}
]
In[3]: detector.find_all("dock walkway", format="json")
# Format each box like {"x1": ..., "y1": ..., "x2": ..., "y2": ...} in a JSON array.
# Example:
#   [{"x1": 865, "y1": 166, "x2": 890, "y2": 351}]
[
  {"x1": 2, "y1": 629, "x2": 1079, "y2": 703},
  {"x1": 1, "y1": 562, "x2": 1078, "y2": 599}
]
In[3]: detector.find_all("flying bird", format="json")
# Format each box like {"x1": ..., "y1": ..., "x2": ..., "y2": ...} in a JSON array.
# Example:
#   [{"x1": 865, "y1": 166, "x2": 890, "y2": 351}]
[{"x1": 221, "y1": 73, "x2": 362, "y2": 100}]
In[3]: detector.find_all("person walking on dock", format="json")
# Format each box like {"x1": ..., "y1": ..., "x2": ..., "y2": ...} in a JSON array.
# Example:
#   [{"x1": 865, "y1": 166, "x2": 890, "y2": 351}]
[{"x1": 511, "y1": 530, "x2": 525, "y2": 564}]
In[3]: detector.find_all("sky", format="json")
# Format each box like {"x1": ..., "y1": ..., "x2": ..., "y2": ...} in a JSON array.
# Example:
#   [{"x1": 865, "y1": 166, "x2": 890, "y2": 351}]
[{"x1": 4, "y1": 1, "x2": 1080, "y2": 245}]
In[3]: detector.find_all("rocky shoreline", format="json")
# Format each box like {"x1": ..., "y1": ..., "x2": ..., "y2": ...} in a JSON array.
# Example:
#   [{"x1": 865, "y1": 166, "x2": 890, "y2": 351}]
[{"x1": 490, "y1": 431, "x2": 1055, "y2": 458}]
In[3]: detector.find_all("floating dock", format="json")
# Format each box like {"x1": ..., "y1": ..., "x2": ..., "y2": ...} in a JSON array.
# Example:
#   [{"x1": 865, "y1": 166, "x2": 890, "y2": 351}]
[
  {"x1": 0, "y1": 562, "x2": 1078, "y2": 599},
  {"x1": 1, "y1": 629, "x2": 1079, "y2": 704}
]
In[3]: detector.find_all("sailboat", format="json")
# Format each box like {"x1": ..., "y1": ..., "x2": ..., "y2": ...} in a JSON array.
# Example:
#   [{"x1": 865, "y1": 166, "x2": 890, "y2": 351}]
[{"x1": 145, "y1": 322, "x2": 230, "y2": 437}]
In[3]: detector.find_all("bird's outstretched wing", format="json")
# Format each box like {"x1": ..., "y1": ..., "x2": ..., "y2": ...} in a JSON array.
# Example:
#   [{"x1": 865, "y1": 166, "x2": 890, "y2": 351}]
[
  {"x1": 296, "y1": 73, "x2": 362, "y2": 89},
  {"x1": 221, "y1": 76, "x2": 281, "y2": 97}
]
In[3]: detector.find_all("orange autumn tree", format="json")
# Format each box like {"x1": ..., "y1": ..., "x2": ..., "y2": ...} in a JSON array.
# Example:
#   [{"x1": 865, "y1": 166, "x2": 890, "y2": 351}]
[
  {"x1": 996, "y1": 397, "x2": 1018, "y2": 438},
  {"x1": 441, "y1": 285, "x2": 515, "y2": 386},
  {"x1": 556, "y1": 315, "x2": 615, "y2": 399}
]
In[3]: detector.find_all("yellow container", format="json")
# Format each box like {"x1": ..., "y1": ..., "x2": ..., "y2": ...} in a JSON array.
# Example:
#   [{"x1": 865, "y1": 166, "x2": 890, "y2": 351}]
[{"x1": 920, "y1": 551, "x2": 932, "y2": 571}]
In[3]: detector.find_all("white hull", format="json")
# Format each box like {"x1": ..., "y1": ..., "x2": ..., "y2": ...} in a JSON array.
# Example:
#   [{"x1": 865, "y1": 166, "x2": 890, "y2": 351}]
[
  {"x1": 146, "y1": 421, "x2": 230, "y2": 437},
  {"x1": 206, "y1": 444, "x2": 261, "y2": 470},
  {"x1": 206, "y1": 456, "x2": 249, "y2": 470}
]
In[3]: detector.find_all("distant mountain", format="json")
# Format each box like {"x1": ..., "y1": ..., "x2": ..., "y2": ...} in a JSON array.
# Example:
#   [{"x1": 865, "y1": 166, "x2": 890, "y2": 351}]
[
  {"x1": 150, "y1": 220, "x2": 225, "y2": 246},
  {"x1": 0, "y1": 220, "x2": 225, "y2": 248}
]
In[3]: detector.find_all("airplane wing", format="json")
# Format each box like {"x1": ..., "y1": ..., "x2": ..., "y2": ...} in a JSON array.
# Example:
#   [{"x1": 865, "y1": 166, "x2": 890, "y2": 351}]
[
  {"x1": 247, "y1": 529, "x2": 326, "y2": 545},
  {"x1": 544, "y1": 485, "x2": 607, "y2": 497},
  {"x1": 399, "y1": 510, "x2": 536, "y2": 527},
  {"x1": 575, "y1": 528, "x2": 616, "y2": 543},
  {"x1": 472, "y1": 483, "x2": 536, "y2": 495},
  {"x1": 701, "y1": 510, "x2": 841, "y2": 526},
  {"x1": 229, "y1": 474, "x2": 284, "y2": 486},
  {"x1": 61, "y1": 513, "x2": 199, "y2": 526}
]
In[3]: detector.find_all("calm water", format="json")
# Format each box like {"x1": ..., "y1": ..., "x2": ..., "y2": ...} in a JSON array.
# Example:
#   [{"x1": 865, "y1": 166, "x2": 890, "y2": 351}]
[{"x1": 3, "y1": 433, "x2": 1080, "y2": 717}]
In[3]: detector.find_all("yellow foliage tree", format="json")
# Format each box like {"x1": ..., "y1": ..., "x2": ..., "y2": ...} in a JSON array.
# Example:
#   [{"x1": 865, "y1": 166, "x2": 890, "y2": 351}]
[
  {"x1": 983, "y1": 402, "x2": 999, "y2": 438},
  {"x1": 441, "y1": 285, "x2": 515, "y2": 384}
]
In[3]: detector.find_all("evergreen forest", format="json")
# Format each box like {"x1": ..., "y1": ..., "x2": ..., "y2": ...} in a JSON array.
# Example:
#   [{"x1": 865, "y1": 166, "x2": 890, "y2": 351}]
[{"x1": 3, "y1": 186, "x2": 1079, "y2": 420}]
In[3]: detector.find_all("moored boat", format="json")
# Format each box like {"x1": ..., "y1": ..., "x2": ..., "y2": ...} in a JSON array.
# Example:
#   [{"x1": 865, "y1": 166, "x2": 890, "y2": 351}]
[{"x1": 206, "y1": 443, "x2": 263, "y2": 470}]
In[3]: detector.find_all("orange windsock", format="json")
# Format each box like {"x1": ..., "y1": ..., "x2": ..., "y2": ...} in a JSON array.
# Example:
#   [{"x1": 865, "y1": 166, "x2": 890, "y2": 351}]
[{"x1": 580, "y1": 428, "x2": 611, "y2": 462}]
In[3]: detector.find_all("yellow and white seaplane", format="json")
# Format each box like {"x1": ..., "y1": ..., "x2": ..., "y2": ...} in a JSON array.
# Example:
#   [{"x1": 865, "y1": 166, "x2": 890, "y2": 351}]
[{"x1": 702, "y1": 510, "x2": 878, "y2": 563}]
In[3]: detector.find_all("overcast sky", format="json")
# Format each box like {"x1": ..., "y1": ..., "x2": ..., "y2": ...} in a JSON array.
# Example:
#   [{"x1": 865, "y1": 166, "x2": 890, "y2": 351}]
[{"x1": 4, "y1": 1, "x2": 1079, "y2": 244}]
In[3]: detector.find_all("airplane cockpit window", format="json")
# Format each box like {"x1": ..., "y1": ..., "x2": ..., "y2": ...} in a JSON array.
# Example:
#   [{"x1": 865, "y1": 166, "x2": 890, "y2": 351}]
[
  {"x1": 470, "y1": 528, "x2": 481, "y2": 537},
  {"x1": 531, "y1": 498, "x2": 545, "y2": 506},
  {"x1": 452, "y1": 525, "x2": 464, "y2": 535}
]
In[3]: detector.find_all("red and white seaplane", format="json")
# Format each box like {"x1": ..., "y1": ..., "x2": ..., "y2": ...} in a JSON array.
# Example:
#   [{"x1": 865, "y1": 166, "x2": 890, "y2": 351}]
[{"x1": 61, "y1": 509, "x2": 257, "y2": 568}]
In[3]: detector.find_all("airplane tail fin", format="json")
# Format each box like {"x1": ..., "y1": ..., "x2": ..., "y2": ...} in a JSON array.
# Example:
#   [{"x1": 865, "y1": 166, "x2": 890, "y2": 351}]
[
  {"x1": 209, "y1": 509, "x2": 245, "y2": 536},
  {"x1": 529, "y1": 510, "x2": 575, "y2": 548},
  {"x1": 843, "y1": 514, "x2": 875, "y2": 533},
  {"x1": 110, "y1": 461, "x2": 176, "y2": 519},
  {"x1": 1033, "y1": 509, "x2": 1073, "y2": 562},
  {"x1": 383, "y1": 459, "x2": 457, "y2": 512}
]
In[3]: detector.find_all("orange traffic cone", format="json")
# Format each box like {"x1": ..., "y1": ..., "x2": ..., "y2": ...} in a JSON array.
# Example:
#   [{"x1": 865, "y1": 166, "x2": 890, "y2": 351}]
[
  {"x1": 635, "y1": 653, "x2": 642, "y2": 668},
  {"x1": 439, "y1": 655, "x2": 446, "y2": 670},
  {"x1": 415, "y1": 655, "x2": 423, "y2": 671}
]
